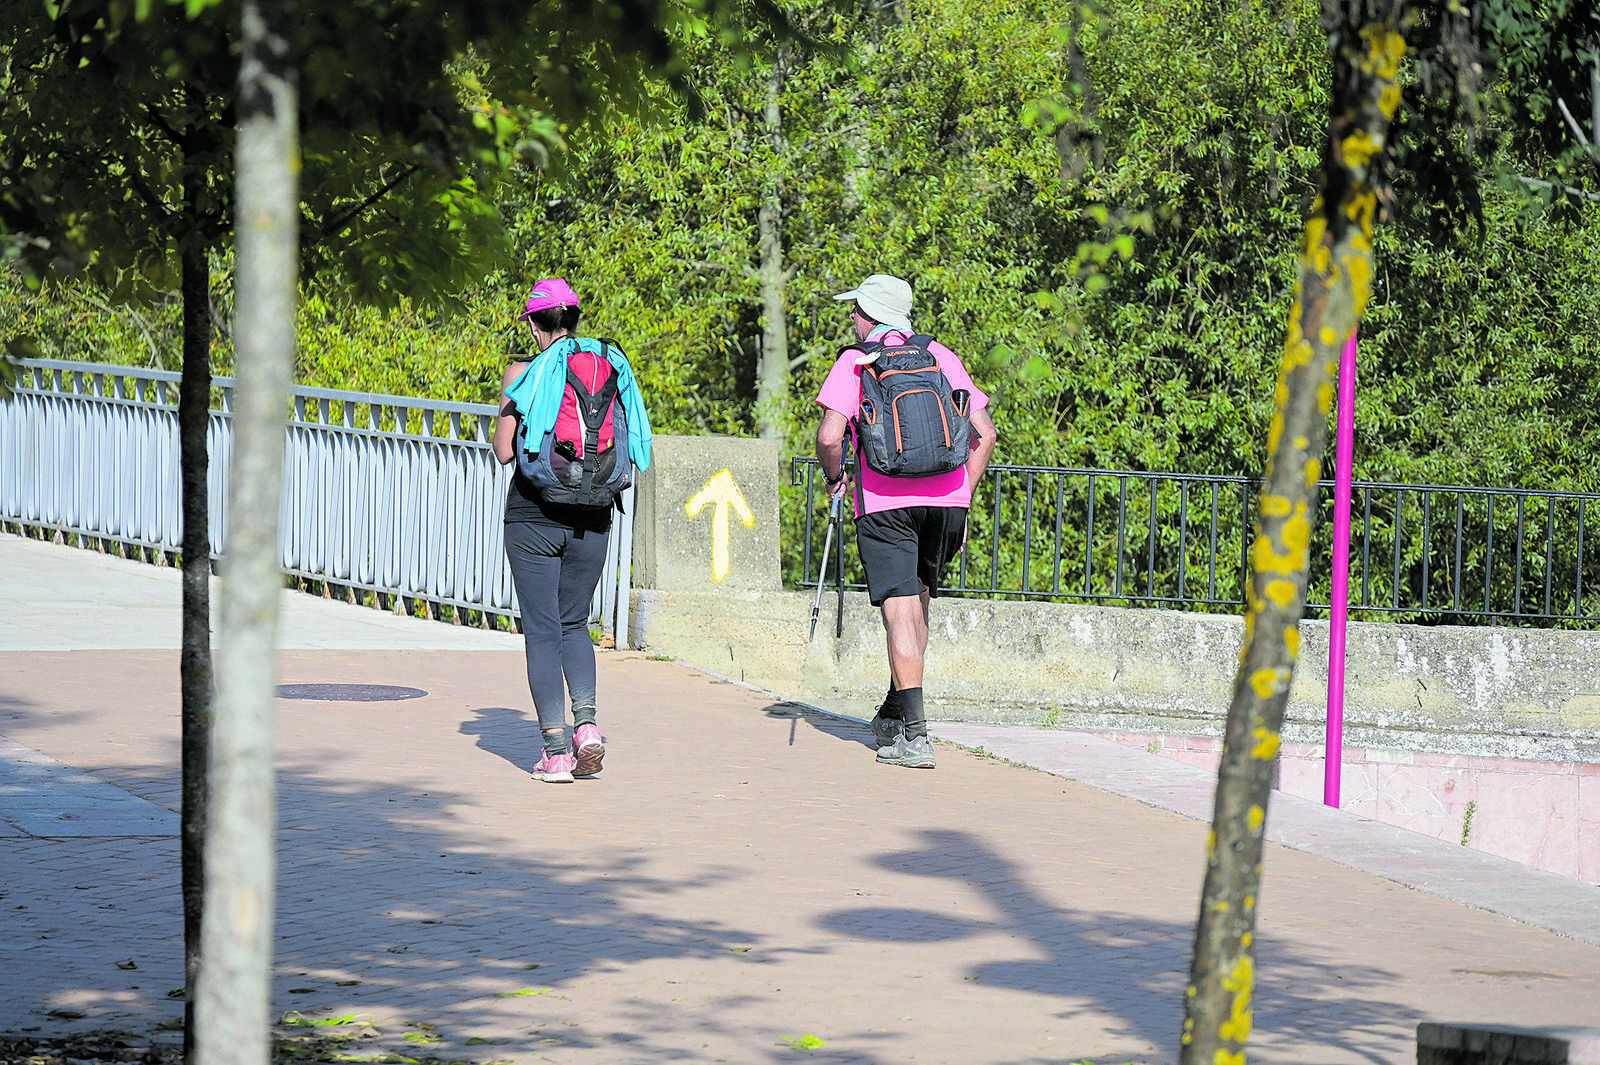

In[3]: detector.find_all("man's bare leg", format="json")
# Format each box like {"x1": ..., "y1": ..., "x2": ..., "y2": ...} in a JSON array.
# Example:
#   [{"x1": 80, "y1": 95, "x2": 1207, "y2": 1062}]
[
  {"x1": 881, "y1": 590, "x2": 931, "y2": 689},
  {"x1": 876, "y1": 590, "x2": 936, "y2": 767}
]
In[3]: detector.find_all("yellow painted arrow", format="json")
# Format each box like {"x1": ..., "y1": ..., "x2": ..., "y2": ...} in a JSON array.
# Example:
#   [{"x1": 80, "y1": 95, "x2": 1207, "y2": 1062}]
[{"x1": 685, "y1": 468, "x2": 756, "y2": 582}]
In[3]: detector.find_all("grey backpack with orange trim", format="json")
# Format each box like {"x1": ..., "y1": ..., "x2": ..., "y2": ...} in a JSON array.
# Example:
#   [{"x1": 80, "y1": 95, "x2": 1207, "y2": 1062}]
[{"x1": 851, "y1": 334, "x2": 972, "y2": 477}]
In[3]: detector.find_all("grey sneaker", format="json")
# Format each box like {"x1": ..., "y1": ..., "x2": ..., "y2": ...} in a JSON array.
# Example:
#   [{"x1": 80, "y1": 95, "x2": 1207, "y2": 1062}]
[
  {"x1": 869, "y1": 710, "x2": 904, "y2": 749},
  {"x1": 875, "y1": 734, "x2": 936, "y2": 769}
]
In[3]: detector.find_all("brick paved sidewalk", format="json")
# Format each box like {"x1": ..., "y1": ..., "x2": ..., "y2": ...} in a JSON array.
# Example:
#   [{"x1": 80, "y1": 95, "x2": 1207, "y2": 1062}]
[{"x1": 4, "y1": 535, "x2": 1600, "y2": 1064}]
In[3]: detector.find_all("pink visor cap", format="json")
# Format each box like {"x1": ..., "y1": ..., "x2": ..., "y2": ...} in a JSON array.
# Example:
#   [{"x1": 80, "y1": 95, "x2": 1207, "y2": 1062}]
[{"x1": 518, "y1": 278, "x2": 580, "y2": 319}]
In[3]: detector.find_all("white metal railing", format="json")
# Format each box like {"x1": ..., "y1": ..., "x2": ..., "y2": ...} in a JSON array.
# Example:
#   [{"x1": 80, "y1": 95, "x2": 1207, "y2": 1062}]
[{"x1": 0, "y1": 358, "x2": 634, "y2": 643}]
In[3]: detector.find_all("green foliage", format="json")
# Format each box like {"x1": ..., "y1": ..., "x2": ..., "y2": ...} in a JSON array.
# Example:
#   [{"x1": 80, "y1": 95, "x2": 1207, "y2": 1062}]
[
  {"x1": 294, "y1": 289, "x2": 508, "y2": 399},
  {"x1": 1482, "y1": 0, "x2": 1600, "y2": 192},
  {"x1": 1035, "y1": 0, "x2": 1330, "y2": 475},
  {"x1": 1360, "y1": 184, "x2": 1600, "y2": 493},
  {"x1": 479, "y1": 0, "x2": 1088, "y2": 443},
  {"x1": 2, "y1": 0, "x2": 801, "y2": 409},
  {"x1": 0, "y1": 334, "x2": 34, "y2": 399},
  {"x1": 279, "y1": 1013, "x2": 368, "y2": 1028},
  {"x1": 0, "y1": 268, "x2": 187, "y2": 369},
  {"x1": 0, "y1": 0, "x2": 234, "y2": 292},
  {"x1": 12, "y1": 0, "x2": 1600, "y2": 618},
  {"x1": 1, "y1": 0, "x2": 793, "y2": 317}
]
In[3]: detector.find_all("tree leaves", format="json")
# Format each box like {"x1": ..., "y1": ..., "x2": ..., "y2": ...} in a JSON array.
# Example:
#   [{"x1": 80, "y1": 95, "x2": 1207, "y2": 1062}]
[
  {"x1": 1, "y1": 0, "x2": 790, "y2": 309},
  {"x1": 8, "y1": 0, "x2": 1600, "y2": 509}
]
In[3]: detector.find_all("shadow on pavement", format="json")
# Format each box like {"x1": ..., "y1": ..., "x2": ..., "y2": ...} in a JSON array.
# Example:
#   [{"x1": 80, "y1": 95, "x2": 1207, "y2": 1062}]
[
  {"x1": 269, "y1": 762, "x2": 1101, "y2": 1065},
  {"x1": 1, "y1": 691, "x2": 1409, "y2": 1065},
  {"x1": 820, "y1": 827, "x2": 1403, "y2": 1065},
  {"x1": 761, "y1": 701, "x2": 875, "y2": 751},
  {"x1": 459, "y1": 705, "x2": 546, "y2": 776}
]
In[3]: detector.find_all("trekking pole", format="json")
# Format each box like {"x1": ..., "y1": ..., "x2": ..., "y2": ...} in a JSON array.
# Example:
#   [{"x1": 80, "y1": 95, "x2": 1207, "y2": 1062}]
[
  {"x1": 835, "y1": 515, "x2": 846, "y2": 639},
  {"x1": 808, "y1": 438, "x2": 851, "y2": 642},
  {"x1": 809, "y1": 476, "x2": 843, "y2": 642},
  {"x1": 832, "y1": 437, "x2": 853, "y2": 639}
]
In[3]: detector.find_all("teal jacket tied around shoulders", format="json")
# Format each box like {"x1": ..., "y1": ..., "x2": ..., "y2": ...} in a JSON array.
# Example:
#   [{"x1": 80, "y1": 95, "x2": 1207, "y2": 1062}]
[{"x1": 503, "y1": 337, "x2": 653, "y2": 471}]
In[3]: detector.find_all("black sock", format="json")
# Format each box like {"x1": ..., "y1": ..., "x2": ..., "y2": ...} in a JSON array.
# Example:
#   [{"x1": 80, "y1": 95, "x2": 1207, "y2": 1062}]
[
  {"x1": 573, "y1": 706, "x2": 597, "y2": 729},
  {"x1": 878, "y1": 686, "x2": 903, "y2": 720},
  {"x1": 899, "y1": 687, "x2": 926, "y2": 740},
  {"x1": 543, "y1": 729, "x2": 571, "y2": 756}
]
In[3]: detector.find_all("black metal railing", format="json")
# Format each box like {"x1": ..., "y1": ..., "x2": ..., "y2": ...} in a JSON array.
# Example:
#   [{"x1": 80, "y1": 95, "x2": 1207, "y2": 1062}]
[{"x1": 788, "y1": 459, "x2": 1600, "y2": 625}]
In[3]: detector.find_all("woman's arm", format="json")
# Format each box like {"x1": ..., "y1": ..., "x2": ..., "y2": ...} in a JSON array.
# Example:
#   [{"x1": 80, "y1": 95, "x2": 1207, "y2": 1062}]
[{"x1": 492, "y1": 362, "x2": 525, "y2": 465}]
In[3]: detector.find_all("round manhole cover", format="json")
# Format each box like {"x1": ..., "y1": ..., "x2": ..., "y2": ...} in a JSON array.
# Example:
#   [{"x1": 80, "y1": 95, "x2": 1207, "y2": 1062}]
[{"x1": 276, "y1": 683, "x2": 428, "y2": 702}]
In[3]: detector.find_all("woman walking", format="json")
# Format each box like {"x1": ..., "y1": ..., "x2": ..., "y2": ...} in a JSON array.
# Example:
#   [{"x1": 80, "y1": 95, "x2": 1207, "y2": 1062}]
[{"x1": 492, "y1": 278, "x2": 651, "y2": 782}]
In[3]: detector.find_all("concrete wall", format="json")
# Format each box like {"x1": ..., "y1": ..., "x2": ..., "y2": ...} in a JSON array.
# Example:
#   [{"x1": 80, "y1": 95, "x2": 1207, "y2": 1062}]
[
  {"x1": 633, "y1": 434, "x2": 783, "y2": 594},
  {"x1": 628, "y1": 436, "x2": 1600, "y2": 766}
]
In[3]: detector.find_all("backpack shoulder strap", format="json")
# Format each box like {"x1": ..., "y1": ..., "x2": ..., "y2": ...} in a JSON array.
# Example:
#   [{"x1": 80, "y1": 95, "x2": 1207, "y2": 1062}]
[{"x1": 596, "y1": 337, "x2": 633, "y2": 376}]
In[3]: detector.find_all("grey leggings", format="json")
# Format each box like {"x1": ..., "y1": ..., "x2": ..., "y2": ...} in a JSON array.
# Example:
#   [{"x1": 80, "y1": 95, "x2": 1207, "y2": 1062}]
[{"x1": 504, "y1": 517, "x2": 610, "y2": 735}]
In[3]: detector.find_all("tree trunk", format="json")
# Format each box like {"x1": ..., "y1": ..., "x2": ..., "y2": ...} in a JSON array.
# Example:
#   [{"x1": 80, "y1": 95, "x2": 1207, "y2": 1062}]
[
  {"x1": 177, "y1": 195, "x2": 213, "y2": 1065},
  {"x1": 753, "y1": 47, "x2": 789, "y2": 441},
  {"x1": 195, "y1": 0, "x2": 297, "y2": 1061},
  {"x1": 1589, "y1": 43, "x2": 1598, "y2": 153},
  {"x1": 1179, "y1": 8, "x2": 1408, "y2": 1064}
]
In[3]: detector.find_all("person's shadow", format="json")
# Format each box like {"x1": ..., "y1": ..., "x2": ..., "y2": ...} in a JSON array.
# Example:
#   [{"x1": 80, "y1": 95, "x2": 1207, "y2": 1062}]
[
  {"x1": 761, "y1": 700, "x2": 876, "y2": 750},
  {"x1": 459, "y1": 705, "x2": 547, "y2": 775}
]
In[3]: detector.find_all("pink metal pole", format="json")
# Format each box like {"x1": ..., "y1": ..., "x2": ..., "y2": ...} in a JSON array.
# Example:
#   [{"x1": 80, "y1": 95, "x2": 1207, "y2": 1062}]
[{"x1": 1324, "y1": 331, "x2": 1358, "y2": 808}]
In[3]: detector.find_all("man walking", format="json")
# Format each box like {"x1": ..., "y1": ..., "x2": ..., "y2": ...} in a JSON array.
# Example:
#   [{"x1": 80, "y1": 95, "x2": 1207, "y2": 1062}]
[{"x1": 815, "y1": 273, "x2": 998, "y2": 768}]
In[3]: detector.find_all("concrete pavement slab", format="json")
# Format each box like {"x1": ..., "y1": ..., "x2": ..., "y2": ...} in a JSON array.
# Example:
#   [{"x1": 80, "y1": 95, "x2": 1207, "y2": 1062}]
[
  {"x1": 0, "y1": 737, "x2": 178, "y2": 837},
  {"x1": 0, "y1": 531, "x2": 524, "y2": 652}
]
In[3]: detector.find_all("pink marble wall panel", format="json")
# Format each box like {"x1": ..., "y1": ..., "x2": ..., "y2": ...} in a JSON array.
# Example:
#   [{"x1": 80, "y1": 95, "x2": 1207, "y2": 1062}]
[
  {"x1": 1272, "y1": 753, "x2": 1326, "y2": 799},
  {"x1": 1098, "y1": 732, "x2": 1222, "y2": 773},
  {"x1": 1579, "y1": 768, "x2": 1600, "y2": 884},
  {"x1": 1369, "y1": 759, "x2": 1471, "y2": 841},
  {"x1": 1096, "y1": 732, "x2": 1598, "y2": 886},
  {"x1": 1333, "y1": 758, "x2": 1384, "y2": 814}
]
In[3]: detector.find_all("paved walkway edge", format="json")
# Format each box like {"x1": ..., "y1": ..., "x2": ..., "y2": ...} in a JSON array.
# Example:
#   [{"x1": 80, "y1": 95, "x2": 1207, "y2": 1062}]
[
  {"x1": 678, "y1": 661, "x2": 1600, "y2": 951},
  {"x1": 934, "y1": 722, "x2": 1600, "y2": 950}
]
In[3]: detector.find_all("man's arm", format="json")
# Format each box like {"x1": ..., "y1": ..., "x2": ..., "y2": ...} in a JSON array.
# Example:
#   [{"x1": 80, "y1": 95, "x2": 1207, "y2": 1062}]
[
  {"x1": 965, "y1": 406, "x2": 997, "y2": 486},
  {"x1": 816, "y1": 409, "x2": 852, "y2": 499}
]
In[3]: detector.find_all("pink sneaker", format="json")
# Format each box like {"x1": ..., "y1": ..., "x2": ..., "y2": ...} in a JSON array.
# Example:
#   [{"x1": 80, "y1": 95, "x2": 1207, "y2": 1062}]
[
  {"x1": 532, "y1": 750, "x2": 575, "y2": 783},
  {"x1": 573, "y1": 723, "x2": 605, "y2": 777}
]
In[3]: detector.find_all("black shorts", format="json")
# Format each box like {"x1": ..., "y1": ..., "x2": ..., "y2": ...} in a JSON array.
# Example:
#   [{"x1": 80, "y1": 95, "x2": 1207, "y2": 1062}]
[{"x1": 854, "y1": 506, "x2": 967, "y2": 606}]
